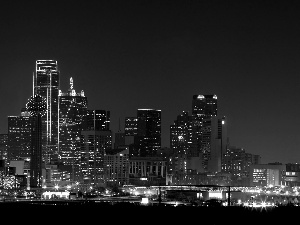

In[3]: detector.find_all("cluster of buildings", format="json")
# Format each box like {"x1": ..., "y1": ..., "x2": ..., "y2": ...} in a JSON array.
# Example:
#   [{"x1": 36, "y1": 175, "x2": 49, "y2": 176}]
[{"x1": 0, "y1": 60, "x2": 299, "y2": 194}]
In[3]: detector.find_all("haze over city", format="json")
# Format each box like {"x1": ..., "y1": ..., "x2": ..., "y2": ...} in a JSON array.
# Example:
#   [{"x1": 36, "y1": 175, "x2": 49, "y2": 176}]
[{"x1": 1, "y1": 1, "x2": 300, "y2": 164}]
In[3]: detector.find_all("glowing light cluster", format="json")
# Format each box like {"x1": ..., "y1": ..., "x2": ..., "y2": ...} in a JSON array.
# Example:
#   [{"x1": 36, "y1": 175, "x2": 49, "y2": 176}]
[{"x1": 26, "y1": 94, "x2": 47, "y2": 116}]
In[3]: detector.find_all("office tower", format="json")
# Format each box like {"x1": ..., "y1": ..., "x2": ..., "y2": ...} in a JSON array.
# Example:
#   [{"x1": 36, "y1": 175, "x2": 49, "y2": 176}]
[
  {"x1": 170, "y1": 111, "x2": 194, "y2": 174},
  {"x1": 134, "y1": 109, "x2": 161, "y2": 157},
  {"x1": 190, "y1": 94, "x2": 223, "y2": 172},
  {"x1": 26, "y1": 94, "x2": 47, "y2": 189},
  {"x1": 114, "y1": 118, "x2": 125, "y2": 149},
  {"x1": 124, "y1": 117, "x2": 137, "y2": 146},
  {"x1": 0, "y1": 134, "x2": 8, "y2": 164},
  {"x1": 7, "y1": 109, "x2": 32, "y2": 163},
  {"x1": 58, "y1": 77, "x2": 88, "y2": 181},
  {"x1": 192, "y1": 94, "x2": 218, "y2": 118},
  {"x1": 80, "y1": 108, "x2": 112, "y2": 184},
  {"x1": 249, "y1": 164, "x2": 286, "y2": 187},
  {"x1": 114, "y1": 132, "x2": 125, "y2": 149},
  {"x1": 85, "y1": 110, "x2": 110, "y2": 131},
  {"x1": 104, "y1": 147, "x2": 129, "y2": 186},
  {"x1": 170, "y1": 111, "x2": 194, "y2": 156},
  {"x1": 80, "y1": 130, "x2": 112, "y2": 184},
  {"x1": 33, "y1": 60, "x2": 60, "y2": 164},
  {"x1": 125, "y1": 117, "x2": 138, "y2": 136},
  {"x1": 222, "y1": 146, "x2": 260, "y2": 186},
  {"x1": 206, "y1": 116, "x2": 228, "y2": 172}
]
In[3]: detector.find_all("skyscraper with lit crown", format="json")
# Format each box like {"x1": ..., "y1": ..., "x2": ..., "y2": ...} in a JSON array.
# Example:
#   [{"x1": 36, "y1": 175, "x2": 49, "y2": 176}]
[
  {"x1": 191, "y1": 94, "x2": 227, "y2": 172},
  {"x1": 33, "y1": 60, "x2": 59, "y2": 164},
  {"x1": 58, "y1": 77, "x2": 88, "y2": 181}
]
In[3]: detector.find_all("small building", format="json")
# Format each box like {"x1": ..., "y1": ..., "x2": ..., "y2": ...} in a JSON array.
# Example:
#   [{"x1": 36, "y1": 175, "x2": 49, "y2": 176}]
[{"x1": 249, "y1": 164, "x2": 286, "y2": 187}]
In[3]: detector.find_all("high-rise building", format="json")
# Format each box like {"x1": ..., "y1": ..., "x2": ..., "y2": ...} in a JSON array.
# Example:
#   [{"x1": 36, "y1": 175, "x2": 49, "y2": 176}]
[
  {"x1": 85, "y1": 110, "x2": 110, "y2": 131},
  {"x1": 58, "y1": 77, "x2": 88, "y2": 181},
  {"x1": 26, "y1": 94, "x2": 47, "y2": 189},
  {"x1": 80, "y1": 130, "x2": 112, "y2": 184},
  {"x1": 170, "y1": 111, "x2": 196, "y2": 174},
  {"x1": 170, "y1": 111, "x2": 194, "y2": 156},
  {"x1": 33, "y1": 60, "x2": 60, "y2": 164},
  {"x1": 7, "y1": 109, "x2": 32, "y2": 164},
  {"x1": 80, "y1": 108, "x2": 112, "y2": 184},
  {"x1": 104, "y1": 147, "x2": 129, "y2": 186},
  {"x1": 191, "y1": 94, "x2": 218, "y2": 155},
  {"x1": 114, "y1": 118, "x2": 125, "y2": 149},
  {"x1": 114, "y1": 132, "x2": 125, "y2": 149},
  {"x1": 125, "y1": 117, "x2": 138, "y2": 136},
  {"x1": 206, "y1": 116, "x2": 228, "y2": 172},
  {"x1": 192, "y1": 94, "x2": 218, "y2": 118},
  {"x1": 222, "y1": 146, "x2": 260, "y2": 186},
  {"x1": 0, "y1": 134, "x2": 8, "y2": 164},
  {"x1": 124, "y1": 117, "x2": 137, "y2": 147},
  {"x1": 191, "y1": 94, "x2": 225, "y2": 172},
  {"x1": 134, "y1": 109, "x2": 161, "y2": 157}
]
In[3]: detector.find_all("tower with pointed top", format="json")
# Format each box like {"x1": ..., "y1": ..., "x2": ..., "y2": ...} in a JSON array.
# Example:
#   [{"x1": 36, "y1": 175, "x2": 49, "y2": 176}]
[{"x1": 33, "y1": 60, "x2": 60, "y2": 164}]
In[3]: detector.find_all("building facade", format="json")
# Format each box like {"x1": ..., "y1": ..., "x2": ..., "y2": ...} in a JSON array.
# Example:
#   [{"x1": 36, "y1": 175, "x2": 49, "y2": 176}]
[
  {"x1": 26, "y1": 94, "x2": 47, "y2": 189},
  {"x1": 222, "y1": 146, "x2": 261, "y2": 186},
  {"x1": 249, "y1": 164, "x2": 286, "y2": 187},
  {"x1": 80, "y1": 130, "x2": 112, "y2": 185},
  {"x1": 129, "y1": 156, "x2": 166, "y2": 186},
  {"x1": 85, "y1": 110, "x2": 110, "y2": 131},
  {"x1": 34, "y1": 60, "x2": 60, "y2": 164},
  {"x1": 104, "y1": 147, "x2": 129, "y2": 186},
  {"x1": 133, "y1": 109, "x2": 161, "y2": 157},
  {"x1": 0, "y1": 134, "x2": 8, "y2": 164},
  {"x1": 58, "y1": 77, "x2": 88, "y2": 181},
  {"x1": 7, "y1": 109, "x2": 32, "y2": 164}
]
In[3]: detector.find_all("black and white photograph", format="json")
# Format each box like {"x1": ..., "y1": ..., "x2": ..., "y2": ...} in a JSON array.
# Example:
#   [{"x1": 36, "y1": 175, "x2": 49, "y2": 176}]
[{"x1": 0, "y1": 1, "x2": 299, "y2": 223}]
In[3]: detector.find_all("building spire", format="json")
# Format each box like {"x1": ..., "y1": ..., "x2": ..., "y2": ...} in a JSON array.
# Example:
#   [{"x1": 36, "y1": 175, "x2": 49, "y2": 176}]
[{"x1": 70, "y1": 77, "x2": 73, "y2": 90}]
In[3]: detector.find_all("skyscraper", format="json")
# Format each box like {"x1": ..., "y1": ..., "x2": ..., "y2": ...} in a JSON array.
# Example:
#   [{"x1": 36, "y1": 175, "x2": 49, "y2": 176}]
[
  {"x1": 205, "y1": 116, "x2": 228, "y2": 172},
  {"x1": 58, "y1": 77, "x2": 88, "y2": 181},
  {"x1": 80, "y1": 108, "x2": 112, "y2": 184},
  {"x1": 192, "y1": 94, "x2": 218, "y2": 118},
  {"x1": 26, "y1": 94, "x2": 47, "y2": 189},
  {"x1": 33, "y1": 60, "x2": 60, "y2": 164},
  {"x1": 190, "y1": 94, "x2": 218, "y2": 157},
  {"x1": 7, "y1": 108, "x2": 32, "y2": 163},
  {"x1": 134, "y1": 109, "x2": 161, "y2": 157},
  {"x1": 0, "y1": 134, "x2": 8, "y2": 165},
  {"x1": 170, "y1": 111, "x2": 194, "y2": 156},
  {"x1": 80, "y1": 130, "x2": 112, "y2": 185},
  {"x1": 124, "y1": 117, "x2": 137, "y2": 147},
  {"x1": 85, "y1": 110, "x2": 110, "y2": 131},
  {"x1": 190, "y1": 94, "x2": 228, "y2": 172}
]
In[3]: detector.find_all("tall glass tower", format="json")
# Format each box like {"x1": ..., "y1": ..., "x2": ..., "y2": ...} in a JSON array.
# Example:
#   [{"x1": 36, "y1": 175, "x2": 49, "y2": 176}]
[
  {"x1": 7, "y1": 109, "x2": 32, "y2": 163},
  {"x1": 134, "y1": 109, "x2": 161, "y2": 157},
  {"x1": 58, "y1": 77, "x2": 88, "y2": 181},
  {"x1": 26, "y1": 94, "x2": 47, "y2": 189},
  {"x1": 192, "y1": 94, "x2": 218, "y2": 118},
  {"x1": 191, "y1": 94, "x2": 221, "y2": 171},
  {"x1": 33, "y1": 60, "x2": 59, "y2": 164}
]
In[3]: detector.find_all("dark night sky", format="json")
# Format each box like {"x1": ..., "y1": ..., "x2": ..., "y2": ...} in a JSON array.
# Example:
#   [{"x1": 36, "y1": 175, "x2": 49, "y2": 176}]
[{"x1": 0, "y1": 1, "x2": 300, "y2": 164}]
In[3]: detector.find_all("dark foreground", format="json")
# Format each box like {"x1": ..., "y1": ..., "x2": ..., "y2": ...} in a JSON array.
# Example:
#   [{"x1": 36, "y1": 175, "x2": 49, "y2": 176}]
[{"x1": 0, "y1": 200, "x2": 296, "y2": 224}]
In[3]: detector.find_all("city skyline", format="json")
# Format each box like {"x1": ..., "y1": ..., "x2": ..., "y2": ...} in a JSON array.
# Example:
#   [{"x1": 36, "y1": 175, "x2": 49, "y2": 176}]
[{"x1": 1, "y1": 1, "x2": 300, "y2": 164}]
